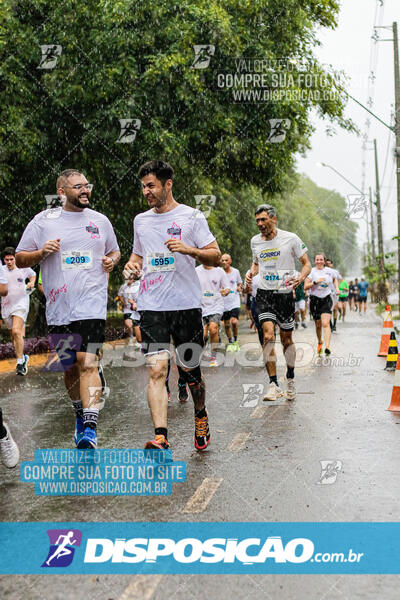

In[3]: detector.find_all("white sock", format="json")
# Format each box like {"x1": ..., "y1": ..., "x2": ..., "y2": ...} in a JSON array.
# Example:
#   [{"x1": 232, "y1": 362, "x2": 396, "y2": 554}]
[{"x1": 16, "y1": 358, "x2": 24, "y2": 365}]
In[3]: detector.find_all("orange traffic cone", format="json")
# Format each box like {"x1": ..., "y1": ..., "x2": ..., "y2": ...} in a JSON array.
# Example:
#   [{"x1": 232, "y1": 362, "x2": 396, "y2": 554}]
[
  {"x1": 385, "y1": 331, "x2": 398, "y2": 371},
  {"x1": 387, "y1": 355, "x2": 400, "y2": 411},
  {"x1": 378, "y1": 305, "x2": 394, "y2": 357}
]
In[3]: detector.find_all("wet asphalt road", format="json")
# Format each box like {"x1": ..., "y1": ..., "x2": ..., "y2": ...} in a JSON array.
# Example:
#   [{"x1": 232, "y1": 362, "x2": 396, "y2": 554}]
[{"x1": 1, "y1": 308, "x2": 400, "y2": 598}]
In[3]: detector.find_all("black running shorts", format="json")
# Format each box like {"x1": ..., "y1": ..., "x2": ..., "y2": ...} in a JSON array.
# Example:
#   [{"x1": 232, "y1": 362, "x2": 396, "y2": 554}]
[
  {"x1": 309, "y1": 295, "x2": 333, "y2": 320},
  {"x1": 139, "y1": 308, "x2": 204, "y2": 368},
  {"x1": 255, "y1": 289, "x2": 295, "y2": 330},
  {"x1": 202, "y1": 313, "x2": 222, "y2": 325},
  {"x1": 222, "y1": 307, "x2": 240, "y2": 321},
  {"x1": 48, "y1": 319, "x2": 106, "y2": 369}
]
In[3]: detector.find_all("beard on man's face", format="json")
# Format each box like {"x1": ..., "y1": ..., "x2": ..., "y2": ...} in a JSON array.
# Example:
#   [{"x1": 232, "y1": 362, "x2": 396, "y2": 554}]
[{"x1": 70, "y1": 193, "x2": 90, "y2": 209}]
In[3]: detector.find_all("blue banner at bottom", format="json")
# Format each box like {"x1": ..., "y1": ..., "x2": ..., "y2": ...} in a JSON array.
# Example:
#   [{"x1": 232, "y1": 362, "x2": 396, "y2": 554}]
[{"x1": 1, "y1": 522, "x2": 399, "y2": 574}]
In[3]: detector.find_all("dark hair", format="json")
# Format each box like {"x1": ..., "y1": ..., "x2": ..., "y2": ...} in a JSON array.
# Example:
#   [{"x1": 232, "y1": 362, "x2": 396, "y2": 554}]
[
  {"x1": 138, "y1": 160, "x2": 174, "y2": 184},
  {"x1": 325, "y1": 258, "x2": 332, "y2": 263},
  {"x1": 57, "y1": 169, "x2": 82, "y2": 190},
  {"x1": 254, "y1": 204, "x2": 276, "y2": 217},
  {"x1": 2, "y1": 246, "x2": 15, "y2": 260}
]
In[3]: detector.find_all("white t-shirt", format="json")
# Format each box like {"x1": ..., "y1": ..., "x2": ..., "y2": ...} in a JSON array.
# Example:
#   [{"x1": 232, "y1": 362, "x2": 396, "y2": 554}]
[
  {"x1": 118, "y1": 280, "x2": 141, "y2": 320},
  {"x1": 251, "y1": 228, "x2": 307, "y2": 294},
  {"x1": 1, "y1": 266, "x2": 35, "y2": 319},
  {"x1": 329, "y1": 268, "x2": 341, "y2": 295},
  {"x1": 223, "y1": 267, "x2": 242, "y2": 310},
  {"x1": 195, "y1": 265, "x2": 229, "y2": 317},
  {"x1": 308, "y1": 267, "x2": 335, "y2": 299},
  {"x1": 0, "y1": 261, "x2": 7, "y2": 285},
  {"x1": 16, "y1": 208, "x2": 119, "y2": 325},
  {"x1": 133, "y1": 204, "x2": 215, "y2": 311}
]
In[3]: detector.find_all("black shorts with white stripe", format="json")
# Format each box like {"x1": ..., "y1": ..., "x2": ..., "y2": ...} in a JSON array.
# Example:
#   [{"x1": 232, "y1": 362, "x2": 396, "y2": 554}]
[{"x1": 255, "y1": 289, "x2": 295, "y2": 331}]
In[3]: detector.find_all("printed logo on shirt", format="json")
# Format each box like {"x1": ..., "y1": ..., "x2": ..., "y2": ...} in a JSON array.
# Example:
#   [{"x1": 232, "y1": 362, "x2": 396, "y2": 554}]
[
  {"x1": 86, "y1": 222, "x2": 100, "y2": 239},
  {"x1": 17, "y1": 277, "x2": 24, "y2": 283},
  {"x1": 259, "y1": 248, "x2": 280, "y2": 261},
  {"x1": 167, "y1": 222, "x2": 182, "y2": 239}
]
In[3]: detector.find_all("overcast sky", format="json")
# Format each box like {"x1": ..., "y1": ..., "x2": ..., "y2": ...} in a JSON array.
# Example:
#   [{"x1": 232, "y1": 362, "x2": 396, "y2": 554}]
[{"x1": 296, "y1": 0, "x2": 399, "y2": 250}]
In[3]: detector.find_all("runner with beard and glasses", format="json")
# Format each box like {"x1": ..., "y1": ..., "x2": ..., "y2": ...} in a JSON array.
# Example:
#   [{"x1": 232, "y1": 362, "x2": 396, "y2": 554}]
[
  {"x1": 15, "y1": 169, "x2": 120, "y2": 449},
  {"x1": 245, "y1": 204, "x2": 311, "y2": 401},
  {"x1": 124, "y1": 160, "x2": 221, "y2": 451}
]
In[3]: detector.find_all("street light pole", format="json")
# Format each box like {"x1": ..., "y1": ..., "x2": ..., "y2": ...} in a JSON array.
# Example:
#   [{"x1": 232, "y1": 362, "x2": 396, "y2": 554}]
[
  {"x1": 392, "y1": 22, "x2": 400, "y2": 313},
  {"x1": 374, "y1": 138, "x2": 388, "y2": 303}
]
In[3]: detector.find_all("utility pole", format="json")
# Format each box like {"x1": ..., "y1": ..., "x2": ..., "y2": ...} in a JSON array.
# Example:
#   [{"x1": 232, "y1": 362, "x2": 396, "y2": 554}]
[
  {"x1": 369, "y1": 186, "x2": 377, "y2": 301},
  {"x1": 393, "y1": 22, "x2": 400, "y2": 311},
  {"x1": 374, "y1": 138, "x2": 387, "y2": 303},
  {"x1": 369, "y1": 186, "x2": 376, "y2": 263}
]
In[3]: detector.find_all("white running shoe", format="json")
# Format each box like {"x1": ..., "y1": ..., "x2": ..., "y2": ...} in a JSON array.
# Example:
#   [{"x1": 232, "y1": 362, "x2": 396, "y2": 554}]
[
  {"x1": 263, "y1": 382, "x2": 284, "y2": 401},
  {"x1": 0, "y1": 423, "x2": 20, "y2": 468},
  {"x1": 285, "y1": 377, "x2": 296, "y2": 400}
]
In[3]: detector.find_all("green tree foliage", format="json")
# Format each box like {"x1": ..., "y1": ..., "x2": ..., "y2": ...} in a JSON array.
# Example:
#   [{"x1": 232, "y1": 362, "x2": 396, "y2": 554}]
[{"x1": 0, "y1": 0, "x2": 355, "y2": 278}]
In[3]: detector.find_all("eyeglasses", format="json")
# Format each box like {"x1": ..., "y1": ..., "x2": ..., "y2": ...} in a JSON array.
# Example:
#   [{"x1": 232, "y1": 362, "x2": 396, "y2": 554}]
[{"x1": 64, "y1": 183, "x2": 94, "y2": 191}]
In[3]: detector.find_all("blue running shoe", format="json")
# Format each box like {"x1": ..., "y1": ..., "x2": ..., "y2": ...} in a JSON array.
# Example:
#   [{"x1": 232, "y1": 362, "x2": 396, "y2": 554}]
[
  {"x1": 74, "y1": 417, "x2": 85, "y2": 447},
  {"x1": 77, "y1": 427, "x2": 97, "y2": 449}
]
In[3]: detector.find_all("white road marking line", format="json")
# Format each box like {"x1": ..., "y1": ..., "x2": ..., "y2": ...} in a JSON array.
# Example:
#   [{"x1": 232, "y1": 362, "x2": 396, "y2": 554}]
[
  {"x1": 119, "y1": 574, "x2": 163, "y2": 600},
  {"x1": 228, "y1": 432, "x2": 250, "y2": 451},
  {"x1": 182, "y1": 477, "x2": 223, "y2": 513},
  {"x1": 251, "y1": 405, "x2": 267, "y2": 418}
]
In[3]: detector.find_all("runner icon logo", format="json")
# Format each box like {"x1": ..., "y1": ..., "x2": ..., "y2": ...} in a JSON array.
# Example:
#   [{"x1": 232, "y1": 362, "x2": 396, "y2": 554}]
[
  {"x1": 241, "y1": 384, "x2": 264, "y2": 407},
  {"x1": 37, "y1": 45, "x2": 62, "y2": 70},
  {"x1": 116, "y1": 119, "x2": 141, "y2": 143},
  {"x1": 193, "y1": 195, "x2": 216, "y2": 218},
  {"x1": 316, "y1": 460, "x2": 343, "y2": 485},
  {"x1": 267, "y1": 119, "x2": 291, "y2": 143},
  {"x1": 191, "y1": 45, "x2": 215, "y2": 69},
  {"x1": 41, "y1": 529, "x2": 82, "y2": 568}
]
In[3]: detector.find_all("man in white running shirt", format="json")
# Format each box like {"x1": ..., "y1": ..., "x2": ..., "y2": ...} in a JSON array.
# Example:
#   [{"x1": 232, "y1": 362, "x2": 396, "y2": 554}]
[
  {"x1": 15, "y1": 169, "x2": 120, "y2": 449},
  {"x1": 220, "y1": 254, "x2": 242, "y2": 352},
  {"x1": 1, "y1": 247, "x2": 36, "y2": 376},
  {"x1": 196, "y1": 264, "x2": 229, "y2": 367},
  {"x1": 124, "y1": 160, "x2": 221, "y2": 451},
  {"x1": 118, "y1": 273, "x2": 141, "y2": 346},
  {"x1": 245, "y1": 204, "x2": 311, "y2": 401}
]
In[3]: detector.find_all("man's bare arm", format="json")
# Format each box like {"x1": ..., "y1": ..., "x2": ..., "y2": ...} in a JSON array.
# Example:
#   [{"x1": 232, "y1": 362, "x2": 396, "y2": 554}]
[
  {"x1": 164, "y1": 239, "x2": 221, "y2": 267},
  {"x1": 16, "y1": 238, "x2": 61, "y2": 268}
]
